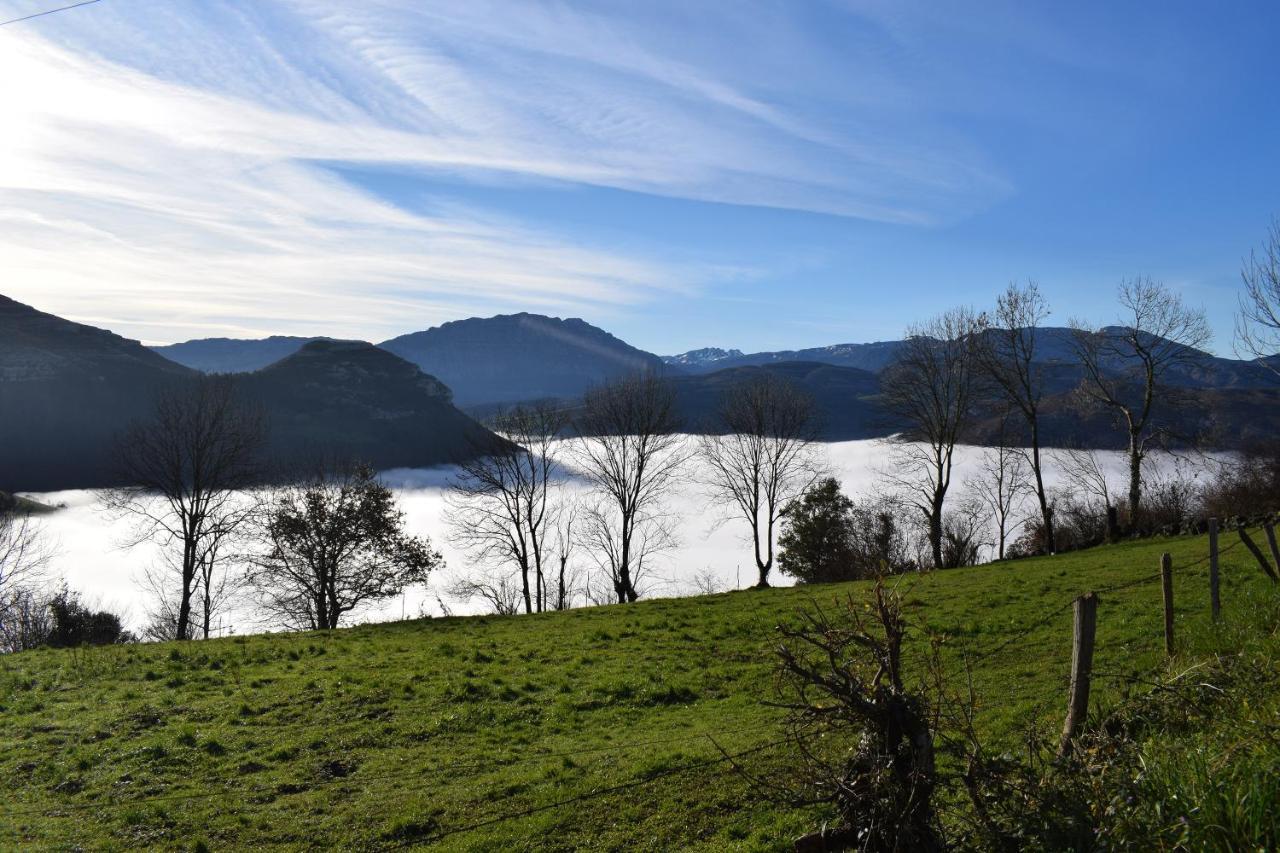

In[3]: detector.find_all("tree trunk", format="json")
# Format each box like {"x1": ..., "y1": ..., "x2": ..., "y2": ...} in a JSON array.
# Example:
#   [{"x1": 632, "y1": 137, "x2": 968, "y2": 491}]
[
  {"x1": 557, "y1": 555, "x2": 567, "y2": 611},
  {"x1": 519, "y1": 555, "x2": 533, "y2": 615},
  {"x1": 617, "y1": 520, "x2": 636, "y2": 603},
  {"x1": 176, "y1": 538, "x2": 195, "y2": 640},
  {"x1": 1127, "y1": 434, "x2": 1143, "y2": 532},
  {"x1": 928, "y1": 500, "x2": 944, "y2": 570},
  {"x1": 753, "y1": 517, "x2": 771, "y2": 588},
  {"x1": 1030, "y1": 427, "x2": 1055, "y2": 553}
]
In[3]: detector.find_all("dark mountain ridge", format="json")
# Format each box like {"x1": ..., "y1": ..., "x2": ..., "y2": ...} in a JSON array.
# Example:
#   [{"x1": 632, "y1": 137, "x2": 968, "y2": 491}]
[
  {"x1": 1, "y1": 295, "x2": 196, "y2": 490},
  {"x1": 153, "y1": 313, "x2": 677, "y2": 407},
  {"x1": 152, "y1": 335, "x2": 328, "y2": 374},
  {"x1": 15, "y1": 296, "x2": 1265, "y2": 457},
  {"x1": 240, "y1": 340, "x2": 503, "y2": 472},
  {"x1": 666, "y1": 339, "x2": 906, "y2": 375},
  {"x1": 670, "y1": 327, "x2": 1279, "y2": 388},
  {"x1": 0, "y1": 297, "x2": 503, "y2": 491},
  {"x1": 380, "y1": 313, "x2": 674, "y2": 406},
  {"x1": 671, "y1": 361, "x2": 895, "y2": 440}
]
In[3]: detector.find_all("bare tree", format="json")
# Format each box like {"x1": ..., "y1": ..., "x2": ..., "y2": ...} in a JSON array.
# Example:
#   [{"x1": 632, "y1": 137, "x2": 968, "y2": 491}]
[
  {"x1": 250, "y1": 464, "x2": 441, "y2": 630},
  {"x1": 0, "y1": 587, "x2": 53, "y2": 653},
  {"x1": 965, "y1": 416, "x2": 1033, "y2": 561},
  {"x1": 1070, "y1": 279, "x2": 1211, "y2": 527},
  {"x1": 699, "y1": 374, "x2": 822, "y2": 588},
  {"x1": 976, "y1": 281, "x2": 1057, "y2": 552},
  {"x1": 579, "y1": 497, "x2": 675, "y2": 604},
  {"x1": 0, "y1": 504, "x2": 55, "y2": 652},
  {"x1": 941, "y1": 496, "x2": 989, "y2": 569},
  {"x1": 550, "y1": 493, "x2": 582, "y2": 611},
  {"x1": 1052, "y1": 446, "x2": 1121, "y2": 545},
  {"x1": 573, "y1": 373, "x2": 687, "y2": 603},
  {"x1": 1236, "y1": 220, "x2": 1280, "y2": 377},
  {"x1": 445, "y1": 404, "x2": 566, "y2": 614},
  {"x1": 140, "y1": 517, "x2": 250, "y2": 641},
  {"x1": 446, "y1": 569, "x2": 524, "y2": 616},
  {"x1": 881, "y1": 307, "x2": 985, "y2": 569},
  {"x1": 689, "y1": 567, "x2": 727, "y2": 595},
  {"x1": 100, "y1": 377, "x2": 265, "y2": 640},
  {"x1": 0, "y1": 503, "x2": 52, "y2": 598},
  {"x1": 1056, "y1": 447, "x2": 1116, "y2": 511}
]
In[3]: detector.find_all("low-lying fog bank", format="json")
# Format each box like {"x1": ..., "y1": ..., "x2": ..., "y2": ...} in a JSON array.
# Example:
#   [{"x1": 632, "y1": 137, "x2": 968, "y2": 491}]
[{"x1": 24, "y1": 438, "x2": 1216, "y2": 634}]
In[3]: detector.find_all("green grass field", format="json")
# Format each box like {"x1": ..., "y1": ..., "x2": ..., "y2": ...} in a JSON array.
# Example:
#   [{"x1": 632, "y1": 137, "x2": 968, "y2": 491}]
[{"x1": 2, "y1": 530, "x2": 1278, "y2": 851}]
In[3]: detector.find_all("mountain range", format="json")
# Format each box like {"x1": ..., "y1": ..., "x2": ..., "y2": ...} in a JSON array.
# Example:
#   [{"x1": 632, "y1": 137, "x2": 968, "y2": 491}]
[
  {"x1": 5, "y1": 293, "x2": 1280, "y2": 491},
  {"x1": 157, "y1": 313, "x2": 670, "y2": 406},
  {"x1": 0, "y1": 296, "x2": 503, "y2": 491}
]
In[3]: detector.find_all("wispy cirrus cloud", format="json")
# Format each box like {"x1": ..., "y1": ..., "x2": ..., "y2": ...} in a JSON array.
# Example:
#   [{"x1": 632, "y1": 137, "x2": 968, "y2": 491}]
[{"x1": 0, "y1": 0, "x2": 1014, "y2": 343}]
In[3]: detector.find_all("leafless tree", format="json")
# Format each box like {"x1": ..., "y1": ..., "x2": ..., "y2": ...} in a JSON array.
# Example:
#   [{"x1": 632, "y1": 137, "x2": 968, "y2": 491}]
[
  {"x1": 771, "y1": 585, "x2": 941, "y2": 851},
  {"x1": 1236, "y1": 220, "x2": 1280, "y2": 377},
  {"x1": 689, "y1": 567, "x2": 727, "y2": 595},
  {"x1": 573, "y1": 373, "x2": 688, "y2": 603},
  {"x1": 445, "y1": 404, "x2": 566, "y2": 614},
  {"x1": 0, "y1": 586, "x2": 53, "y2": 653},
  {"x1": 250, "y1": 463, "x2": 441, "y2": 630},
  {"x1": 100, "y1": 377, "x2": 265, "y2": 640},
  {"x1": 446, "y1": 569, "x2": 524, "y2": 616},
  {"x1": 1056, "y1": 447, "x2": 1116, "y2": 511},
  {"x1": 880, "y1": 307, "x2": 985, "y2": 569},
  {"x1": 699, "y1": 374, "x2": 822, "y2": 588},
  {"x1": 976, "y1": 281, "x2": 1057, "y2": 552},
  {"x1": 1070, "y1": 279, "x2": 1212, "y2": 527},
  {"x1": 0, "y1": 503, "x2": 55, "y2": 652},
  {"x1": 1050, "y1": 446, "x2": 1121, "y2": 546},
  {"x1": 578, "y1": 497, "x2": 675, "y2": 604},
  {"x1": 550, "y1": 493, "x2": 582, "y2": 610},
  {"x1": 965, "y1": 417, "x2": 1033, "y2": 561},
  {"x1": 0, "y1": 504, "x2": 52, "y2": 599},
  {"x1": 940, "y1": 496, "x2": 989, "y2": 569},
  {"x1": 140, "y1": 517, "x2": 251, "y2": 641}
]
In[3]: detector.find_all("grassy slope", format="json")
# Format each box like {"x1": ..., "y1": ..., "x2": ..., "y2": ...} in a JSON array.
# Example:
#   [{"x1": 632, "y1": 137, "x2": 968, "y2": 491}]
[{"x1": 1, "y1": 531, "x2": 1276, "y2": 851}]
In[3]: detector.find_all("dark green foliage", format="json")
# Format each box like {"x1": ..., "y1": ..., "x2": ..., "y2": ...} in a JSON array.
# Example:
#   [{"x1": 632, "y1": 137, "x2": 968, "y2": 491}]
[
  {"x1": 47, "y1": 589, "x2": 131, "y2": 648},
  {"x1": 252, "y1": 465, "x2": 442, "y2": 630},
  {"x1": 777, "y1": 478, "x2": 860, "y2": 583},
  {"x1": 777, "y1": 478, "x2": 913, "y2": 583}
]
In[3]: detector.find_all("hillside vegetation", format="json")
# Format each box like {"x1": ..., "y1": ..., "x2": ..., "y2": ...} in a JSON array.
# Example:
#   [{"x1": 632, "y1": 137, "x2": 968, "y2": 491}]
[{"x1": 2, "y1": 530, "x2": 1278, "y2": 850}]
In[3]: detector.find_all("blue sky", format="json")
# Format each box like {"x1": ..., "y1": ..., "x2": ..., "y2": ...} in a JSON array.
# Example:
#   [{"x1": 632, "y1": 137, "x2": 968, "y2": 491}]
[{"x1": 1, "y1": 0, "x2": 1278, "y2": 355}]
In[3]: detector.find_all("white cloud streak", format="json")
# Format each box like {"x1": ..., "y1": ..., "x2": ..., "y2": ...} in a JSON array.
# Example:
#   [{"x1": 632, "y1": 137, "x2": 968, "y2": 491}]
[{"x1": 0, "y1": 1, "x2": 1013, "y2": 342}]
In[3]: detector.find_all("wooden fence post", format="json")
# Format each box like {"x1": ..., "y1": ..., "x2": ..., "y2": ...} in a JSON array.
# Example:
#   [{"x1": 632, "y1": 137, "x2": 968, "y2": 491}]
[
  {"x1": 1058, "y1": 592, "x2": 1098, "y2": 759},
  {"x1": 1209, "y1": 518, "x2": 1221, "y2": 620},
  {"x1": 1237, "y1": 525, "x2": 1278, "y2": 583},
  {"x1": 1161, "y1": 553, "x2": 1174, "y2": 657},
  {"x1": 1265, "y1": 522, "x2": 1280, "y2": 579}
]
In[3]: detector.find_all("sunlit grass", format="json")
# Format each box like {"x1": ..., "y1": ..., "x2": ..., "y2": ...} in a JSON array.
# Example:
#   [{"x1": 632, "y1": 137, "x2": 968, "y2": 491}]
[{"x1": 1, "y1": 529, "x2": 1276, "y2": 850}]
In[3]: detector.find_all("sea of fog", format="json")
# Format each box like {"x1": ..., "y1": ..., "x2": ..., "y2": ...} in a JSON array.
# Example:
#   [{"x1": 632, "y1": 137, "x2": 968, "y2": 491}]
[{"x1": 22, "y1": 438, "x2": 1214, "y2": 633}]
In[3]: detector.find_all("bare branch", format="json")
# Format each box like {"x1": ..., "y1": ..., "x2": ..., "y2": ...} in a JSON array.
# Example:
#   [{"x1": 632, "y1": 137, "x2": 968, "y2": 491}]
[
  {"x1": 880, "y1": 306, "x2": 985, "y2": 569},
  {"x1": 1235, "y1": 220, "x2": 1280, "y2": 377},
  {"x1": 699, "y1": 373, "x2": 822, "y2": 588},
  {"x1": 1069, "y1": 278, "x2": 1211, "y2": 528},
  {"x1": 572, "y1": 373, "x2": 688, "y2": 603}
]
